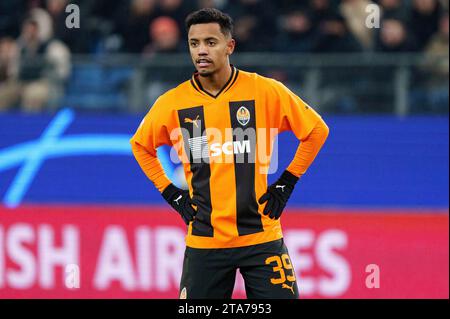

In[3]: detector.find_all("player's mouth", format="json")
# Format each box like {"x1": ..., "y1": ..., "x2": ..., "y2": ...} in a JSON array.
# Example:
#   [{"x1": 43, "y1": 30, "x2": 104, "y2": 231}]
[{"x1": 196, "y1": 58, "x2": 213, "y2": 68}]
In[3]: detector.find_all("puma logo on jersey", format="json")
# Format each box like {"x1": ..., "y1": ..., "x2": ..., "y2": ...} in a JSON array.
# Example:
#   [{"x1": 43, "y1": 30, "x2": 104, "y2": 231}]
[
  {"x1": 184, "y1": 115, "x2": 200, "y2": 128},
  {"x1": 276, "y1": 185, "x2": 286, "y2": 192},
  {"x1": 282, "y1": 282, "x2": 295, "y2": 295},
  {"x1": 174, "y1": 195, "x2": 183, "y2": 205}
]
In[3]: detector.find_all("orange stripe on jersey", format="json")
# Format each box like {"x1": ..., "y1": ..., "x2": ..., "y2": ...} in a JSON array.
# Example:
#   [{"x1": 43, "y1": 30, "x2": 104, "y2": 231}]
[
  {"x1": 130, "y1": 67, "x2": 325, "y2": 249},
  {"x1": 186, "y1": 221, "x2": 283, "y2": 249}
]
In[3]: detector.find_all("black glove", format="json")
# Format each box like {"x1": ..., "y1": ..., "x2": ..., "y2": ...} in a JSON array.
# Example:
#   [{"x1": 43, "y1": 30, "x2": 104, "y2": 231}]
[
  {"x1": 162, "y1": 184, "x2": 196, "y2": 225},
  {"x1": 258, "y1": 170, "x2": 299, "y2": 220}
]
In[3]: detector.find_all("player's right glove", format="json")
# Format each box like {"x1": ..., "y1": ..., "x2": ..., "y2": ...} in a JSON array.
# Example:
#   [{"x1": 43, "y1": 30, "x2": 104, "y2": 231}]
[{"x1": 161, "y1": 183, "x2": 196, "y2": 225}]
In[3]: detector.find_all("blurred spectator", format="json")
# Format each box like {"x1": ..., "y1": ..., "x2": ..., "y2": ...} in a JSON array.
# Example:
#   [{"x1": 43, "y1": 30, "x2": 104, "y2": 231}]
[
  {"x1": 0, "y1": 0, "x2": 447, "y2": 115},
  {"x1": 45, "y1": 0, "x2": 90, "y2": 53},
  {"x1": 376, "y1": 18, "x2": 418, "y2": 52},
  {"x1": 417, "y1": 11, "x2": 449, "y2": 111},
  {"x1": 0, "y1": 38, "x2": 18, "y2": 82},
  {"x1": 275, "y1": 9, "x2": 317, "y2": 52},
  {"x1": 232, "y1": 15, "x2": 261, "y2": 51},
  {"x1": 313, "y1": 13, "x2": 363, "y2": 52},
  {"x1": 309, "y1": 0, "x2": 340, "y2": 26},
  {"x1": 116, "y1": 0, "x2": 158, "y2": 53},
  {"x1": 143, "y1": 16, "x2": 183, "y2": 55},
  {"x1": 340, "y1": 0, "x2": 376, "y2": 50},
  {"x1": 425, "y1": 11, "x2": 449, "y2": 64},
  {"x1": 1, "y1": 0, "x2": 444, "y2": 56},
  {"x1": 225, "y1": 0, "x2": 277, "y2": 51},
  {"x1": 143, "y1": 15, "x2": 185, "y2": 105},
  {"x1": 0, "y1": 18, "x2": 71, "y2": 112},
  {"x1": 29, "y1": 7, "x2": 54, "y2": 43},
  {"x1": 0, "y1": 0, "x2": 28, "y2": 38},
  {"x1": 87, "y1": 0, "x2": 121, "y2": 21},
  {"x1": 410, "y1": 0, "x2": 444, "y2": 50},
  {"x1": 46, "y1": 0, "x2": 67, "y2": 33},
  {"x1": 156, "y1": 0, "x2": 192, "y2": 38},
  {"x1": 197, "y1": 0, "x2": 227, "y2": 9},
  {"x1": 377, "y1": 0, "x2": 409, "y2": 20},
  {"x1": 0, "y1": 37, "x2": 19, "y2": 111}
]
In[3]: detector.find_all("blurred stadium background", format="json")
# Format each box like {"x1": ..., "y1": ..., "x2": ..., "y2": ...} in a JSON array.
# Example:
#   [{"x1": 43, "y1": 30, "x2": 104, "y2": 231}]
[{"x1": 0, "y1": 0, "x2": 448, "y2": 298}]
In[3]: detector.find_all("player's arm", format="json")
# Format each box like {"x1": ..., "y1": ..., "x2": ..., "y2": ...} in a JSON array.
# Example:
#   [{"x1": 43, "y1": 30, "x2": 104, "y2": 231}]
[
  {"x1": 286, "y1": 119, "x2": 329, "y2": 178},
  {"x1": 259, "y1": 79, "x2": 329, "y2": 219},
  {"x1": 130, "y1": 100, "x2": 196, "y2": 225}
]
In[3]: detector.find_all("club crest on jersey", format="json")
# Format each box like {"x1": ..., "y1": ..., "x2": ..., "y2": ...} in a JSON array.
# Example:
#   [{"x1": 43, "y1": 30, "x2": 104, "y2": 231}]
[{"x1": 236, "y1": 106, "x2": 250, "y2": 126}]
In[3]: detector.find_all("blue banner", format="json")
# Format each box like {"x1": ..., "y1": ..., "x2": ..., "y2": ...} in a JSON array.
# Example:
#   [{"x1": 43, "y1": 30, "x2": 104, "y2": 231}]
[{"x1": 0, "y1": 110, "x2": 448, "y2": 208}]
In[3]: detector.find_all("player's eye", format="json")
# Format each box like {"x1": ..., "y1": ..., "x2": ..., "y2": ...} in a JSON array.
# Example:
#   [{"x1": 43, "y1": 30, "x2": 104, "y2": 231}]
[
  {"x1": 190, "y1": 42, "x2": 198, "y2": 47},
  {"x1": 208, "y1": 41, "x2": 216, "y2": 46}
]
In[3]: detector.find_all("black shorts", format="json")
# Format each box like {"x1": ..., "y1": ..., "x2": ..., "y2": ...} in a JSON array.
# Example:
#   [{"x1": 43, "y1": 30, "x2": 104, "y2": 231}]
[{"x1": 179, "y1": 238, "x2": 299, "y2": 299}]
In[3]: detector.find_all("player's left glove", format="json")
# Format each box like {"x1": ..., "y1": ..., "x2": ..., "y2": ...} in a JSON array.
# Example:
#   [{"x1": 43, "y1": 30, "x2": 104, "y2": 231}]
[
  {"x1": 161, "y1": 183, "x2": 196, "y2": 225},
  {"x1": 258, "y1": 170, "x2": 299, "y2": 220}
]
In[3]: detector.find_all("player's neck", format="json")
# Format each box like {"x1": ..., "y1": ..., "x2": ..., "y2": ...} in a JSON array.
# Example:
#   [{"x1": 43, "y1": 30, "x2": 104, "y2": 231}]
[{"x1": 197, "y1": 64, "x2": 233, "y2": 96}]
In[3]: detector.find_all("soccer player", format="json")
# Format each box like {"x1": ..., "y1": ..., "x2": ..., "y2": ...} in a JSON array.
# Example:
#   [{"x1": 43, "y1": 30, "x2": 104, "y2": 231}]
[{"x1": 130, "y1": 8, "x2": 329, "y2": 299}]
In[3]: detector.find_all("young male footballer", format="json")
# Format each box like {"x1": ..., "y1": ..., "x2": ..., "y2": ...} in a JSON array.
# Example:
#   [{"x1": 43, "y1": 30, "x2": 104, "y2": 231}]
[{"x1": 130, "y1": 8, "x2": 329, "y2": 299}]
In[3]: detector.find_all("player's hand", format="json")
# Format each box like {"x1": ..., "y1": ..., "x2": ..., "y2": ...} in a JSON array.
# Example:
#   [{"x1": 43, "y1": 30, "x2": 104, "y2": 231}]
[
  {"x1": 258, "y1": 170, "x2": 299, "y2": 220},
  {"x1": 162, "y1": 184, "x2": 196, "y2": 225}
]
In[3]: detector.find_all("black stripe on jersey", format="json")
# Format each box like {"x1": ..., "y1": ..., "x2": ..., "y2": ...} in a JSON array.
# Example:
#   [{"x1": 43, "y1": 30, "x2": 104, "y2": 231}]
[
  {"x1": 178, "y1": 106, "x2": 214, "y2": 237},
  {"x1": 192, "y1": 66, "x2": 236, "y2": 99},
  {"x1": 224, "y1": 69, "x2": 239, "y2": 94},
  {"x1": 229, "y1": 100, "x2": 264, "y2": 236},
  {"x1": 190, "y1": 79, "x2": 203, "y2": 95}
]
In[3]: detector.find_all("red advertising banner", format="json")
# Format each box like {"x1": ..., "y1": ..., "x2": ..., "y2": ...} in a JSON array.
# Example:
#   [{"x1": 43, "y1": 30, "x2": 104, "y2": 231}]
[{"x1": 0, "y1": 205, "x2": 448, "y2": 299}]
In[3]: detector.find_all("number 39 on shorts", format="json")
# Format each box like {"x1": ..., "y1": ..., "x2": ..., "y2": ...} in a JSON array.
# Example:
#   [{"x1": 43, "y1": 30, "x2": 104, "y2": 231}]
[{"x1": 265, "y1": 254, "x2": 296, "y2": 285}]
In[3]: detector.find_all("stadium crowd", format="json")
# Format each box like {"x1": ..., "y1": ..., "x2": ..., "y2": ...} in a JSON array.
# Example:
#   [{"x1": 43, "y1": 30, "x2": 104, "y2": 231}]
[{"x1": 0, "y1": 0, "x2": 448, "y2": 112}]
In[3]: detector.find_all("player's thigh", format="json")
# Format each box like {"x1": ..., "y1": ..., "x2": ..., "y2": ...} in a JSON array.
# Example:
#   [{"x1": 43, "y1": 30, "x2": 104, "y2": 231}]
[
  {"x1": 239, "y1": 239, "x2": 299, "y2": 299},
  {"x1": 179, "y1": 247, "x2": 237, "y2": 299}
]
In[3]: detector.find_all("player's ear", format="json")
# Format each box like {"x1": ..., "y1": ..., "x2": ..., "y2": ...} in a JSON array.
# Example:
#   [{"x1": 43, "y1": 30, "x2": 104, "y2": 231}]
[{"x1": 227, "y1": 38, "x2": 235, "y2": 55}]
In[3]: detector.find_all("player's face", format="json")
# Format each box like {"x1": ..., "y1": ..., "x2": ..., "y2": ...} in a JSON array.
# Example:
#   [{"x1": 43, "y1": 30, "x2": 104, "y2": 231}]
[{"x1": 188, "y1": 23, "x2": 235, "y2": 77}]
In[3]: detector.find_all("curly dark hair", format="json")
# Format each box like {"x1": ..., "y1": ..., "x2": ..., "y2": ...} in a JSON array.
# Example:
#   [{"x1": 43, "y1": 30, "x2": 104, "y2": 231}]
[{"x1": 185, "y1": 8, "x2": 234, "y2": 37}]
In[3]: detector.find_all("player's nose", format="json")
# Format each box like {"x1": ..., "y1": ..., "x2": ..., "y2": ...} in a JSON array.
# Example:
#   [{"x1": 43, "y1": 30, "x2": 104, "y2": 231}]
[{"x1": 198, "y1": 44, "x2": 209, "y2": 55}]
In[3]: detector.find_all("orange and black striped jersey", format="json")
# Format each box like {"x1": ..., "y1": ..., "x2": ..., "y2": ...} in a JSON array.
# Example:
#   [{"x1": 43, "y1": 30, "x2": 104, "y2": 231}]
[{"x1": 131, "y1": 66, "x2": 328, "y2": 249}]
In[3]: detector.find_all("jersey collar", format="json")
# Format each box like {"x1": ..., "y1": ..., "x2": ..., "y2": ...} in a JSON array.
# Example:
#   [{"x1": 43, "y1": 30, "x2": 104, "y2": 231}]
[{"x1": 190, "y1": 65, "x2": 239, "y2": 99}]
